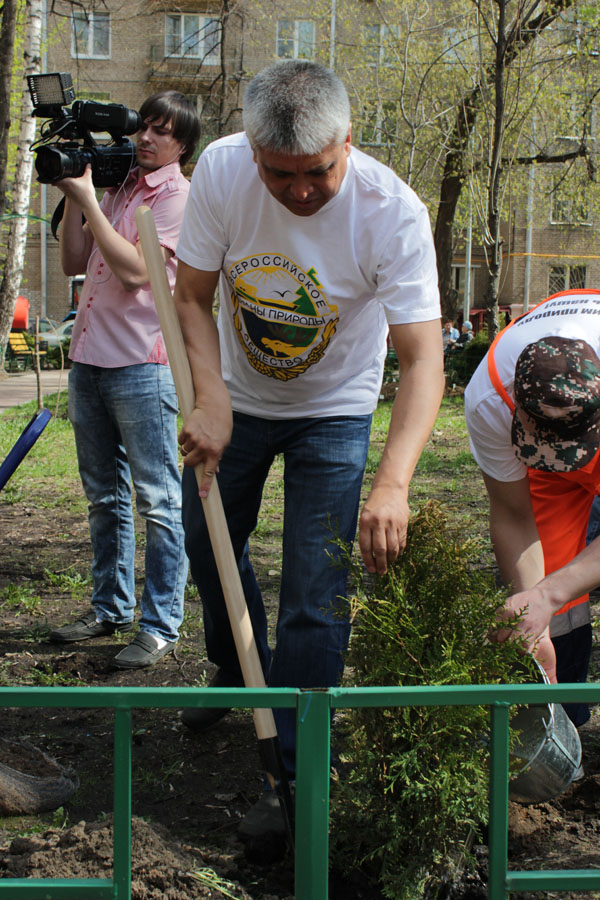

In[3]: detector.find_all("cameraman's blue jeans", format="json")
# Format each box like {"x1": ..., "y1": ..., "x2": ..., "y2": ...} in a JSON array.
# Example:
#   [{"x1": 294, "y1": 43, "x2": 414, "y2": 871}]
[
  {"x1": 182, "y1": 411, "x2": 372, "y2": 777},
  {"x1": 68, "y1": 362, "x2": 188, "y2": 643}
]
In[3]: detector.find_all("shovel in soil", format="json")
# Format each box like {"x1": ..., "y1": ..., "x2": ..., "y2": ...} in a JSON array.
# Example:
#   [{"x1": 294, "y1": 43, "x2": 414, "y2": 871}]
[{"x1": 135, "y1": 206, "x2": 294, "y2": 853}]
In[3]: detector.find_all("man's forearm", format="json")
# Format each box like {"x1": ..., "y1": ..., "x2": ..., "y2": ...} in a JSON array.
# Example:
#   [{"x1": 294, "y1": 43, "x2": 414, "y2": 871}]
[
  {"x1": 372, "y1": 354, "x2": 445, "y2": 494},
  {"x1": 483, "y1": 472, "x2": 545, "y2": 593},
  {"x1": 82, "y1": 201, "x2": 150, "y2": 291},
  {"x1": 489, "y1": 515, "x2": 546, "y2": 593},
  {"x1": 172, "y1": 261, "x2": 232, "y2": 496},
  {"x1": 358, "y1": 318, "x2": 444, "y2": 574},
  {"x1": 177, "y1": 296, "x2": 227, "y2": 411},
  {"x1": 532, "y1": 537, "x2": 600, "y2": 610}
]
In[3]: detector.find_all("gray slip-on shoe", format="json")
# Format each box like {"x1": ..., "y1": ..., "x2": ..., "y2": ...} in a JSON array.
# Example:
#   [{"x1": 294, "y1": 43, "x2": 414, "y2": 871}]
[
  {"x1": 112, "y1": 632, "x2": 175, "y2": 669},
  {"x1": 50, "y1": 609, "x2": 133, "y2": 643}
]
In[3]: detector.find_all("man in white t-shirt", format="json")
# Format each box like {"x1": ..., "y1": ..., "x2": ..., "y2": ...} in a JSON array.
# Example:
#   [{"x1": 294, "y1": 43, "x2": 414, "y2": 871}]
[
  {"x1": 173, "y1": 60, "x2": 443, "y2": 844},
  {"x1": 465, "y1": 289, "x2": 600, "y2": 728}
]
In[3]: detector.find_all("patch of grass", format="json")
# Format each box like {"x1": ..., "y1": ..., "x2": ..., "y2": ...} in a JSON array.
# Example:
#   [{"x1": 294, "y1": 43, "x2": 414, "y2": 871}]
[
  {"x1": 184, "y1": 581, "x2": 198, "y2": 602},
  {"x1": 0, "y1": 396, "x2": 82, "y2": 509},
  {"x1": 133, "y1": 755, "x2": 185, "y2": 790},
  {"x1": 0, "y1": 483, "x2": 25, "y2": 504},
  {"x1": 14, "y1": 623, "x2": 52, "y2": 643},
  {"x1": 0, "y1": 660, "x2": 13, "y2": 685},
  {"x1": 364, "y1": 445, "x2": 382, "y2": 475},
  {"x1": 253, "y1": 517, "x2": 277, "y2": 538},
  {"x1": 0, "y1": 811, "x2": 65, "y2": 837},
  {"x1": 417, "y1": 448, "x2": 476, "y2": 474},
  {"x1": 190, "y1": 868, "x2": 246, "y2": 899},
  {"x1": 50, "y1": 806, "x2": 70, "y2": 830},
  {"x1": 44, "y1": 568, "x2": 92, "y2": 601},
  {"x1": 28, "y1": 663, "x2": 87, "y2": 687},
  {"x1": 371, "y1": 398, "x2": 393, "y2": 440},
  {"x1": 0, "y1": 583, "x2": 42, "y2": 614}
]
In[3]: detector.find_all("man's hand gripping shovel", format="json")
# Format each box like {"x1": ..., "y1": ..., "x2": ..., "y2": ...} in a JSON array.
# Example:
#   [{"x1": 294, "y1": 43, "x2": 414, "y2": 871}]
[{"x1": 135, "y1": 206, "x2": 294, "y2": 853}]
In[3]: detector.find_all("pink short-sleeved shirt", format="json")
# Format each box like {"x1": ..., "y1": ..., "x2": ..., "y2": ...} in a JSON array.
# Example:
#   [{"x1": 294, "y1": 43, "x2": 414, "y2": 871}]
[{"x1": 69, "y1": 163, "x2": 189, "y2": 368}]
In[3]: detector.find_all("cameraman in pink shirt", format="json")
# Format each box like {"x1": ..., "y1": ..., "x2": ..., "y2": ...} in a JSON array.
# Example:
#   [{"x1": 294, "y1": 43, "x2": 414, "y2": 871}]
[{"x1": 49, "y1": 92, "x2": 200, "y2": 669}]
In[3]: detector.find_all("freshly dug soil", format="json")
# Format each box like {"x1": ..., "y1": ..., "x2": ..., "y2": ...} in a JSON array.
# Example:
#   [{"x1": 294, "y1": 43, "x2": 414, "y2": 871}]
[{"x1": 1, "y1": 422, "x2": 600, "y2": 898}]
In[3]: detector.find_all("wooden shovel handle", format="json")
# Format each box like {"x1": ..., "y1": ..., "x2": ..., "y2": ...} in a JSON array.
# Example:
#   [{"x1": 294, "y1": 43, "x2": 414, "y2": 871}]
[{"x1": 135, "y1": 205, "x2": 275, "y2": 739}]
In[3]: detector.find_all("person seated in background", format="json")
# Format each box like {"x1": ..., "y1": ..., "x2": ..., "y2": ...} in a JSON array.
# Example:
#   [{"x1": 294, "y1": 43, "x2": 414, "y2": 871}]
[
  {"x1": 442, "y1": 319, "x2": 459, "y2": 353},
  {"x1": 449, "y1": 320, "x2": 474, "y2": 351}
]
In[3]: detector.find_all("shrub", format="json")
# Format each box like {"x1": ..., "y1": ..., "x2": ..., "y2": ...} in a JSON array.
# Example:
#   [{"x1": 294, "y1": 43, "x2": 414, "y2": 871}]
[
  {"x1": 44, "y1": 338, "x2": 72, "y2": 370},
  {"x1": 330, "y1": 501, "x2": 534, "y2": 900},
  {"x1": 445, "y1": 333, "x2": 488, "y2": 386}
]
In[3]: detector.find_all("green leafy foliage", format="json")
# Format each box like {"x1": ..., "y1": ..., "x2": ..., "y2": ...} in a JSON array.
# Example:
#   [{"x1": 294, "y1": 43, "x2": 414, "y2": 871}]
[
  {"x1": 444, "y1": 332, "x2": 489, "y2": 386},
  {"x1": 43, "y1": 340, "x2": 72, "y2": 371},
  {"x1": 0, "y1": 583, "x2": 41, "y2": 613},
  {"x1": 331, "y1": 501, "x2": 535, "y2": 900}
]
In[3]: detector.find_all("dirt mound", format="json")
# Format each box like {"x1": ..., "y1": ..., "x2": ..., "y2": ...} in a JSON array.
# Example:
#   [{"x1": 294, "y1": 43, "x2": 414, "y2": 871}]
[
  {"x1": 507, "y1": 771, "x2": 600, "y2": 870},
  {"x1": 1, "y1": 816, "x2": 256, "y2": 900}
]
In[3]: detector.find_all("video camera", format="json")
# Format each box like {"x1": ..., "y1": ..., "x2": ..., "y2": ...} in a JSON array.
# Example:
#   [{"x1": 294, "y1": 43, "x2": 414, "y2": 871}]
[{"x1": 28, "y1": 72, "x2": 142, "y2": 187}]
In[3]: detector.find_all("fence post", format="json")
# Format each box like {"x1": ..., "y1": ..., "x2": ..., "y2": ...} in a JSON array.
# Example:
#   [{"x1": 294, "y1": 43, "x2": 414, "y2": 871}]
[
  {"x1": 295, "y1": 690, "x2": 331, "y2": 900},
  {"x1": 488, "y1": 702, "x2": 510, "y2": 900},
  {"x1": 113, "y1": 707, "x2": 132, "y2": 900}
]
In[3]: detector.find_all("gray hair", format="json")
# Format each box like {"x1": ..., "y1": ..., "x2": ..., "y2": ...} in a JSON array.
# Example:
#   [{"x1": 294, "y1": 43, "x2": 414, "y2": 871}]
[{"x1": 242, "y1": 60, "x2": 350, "y2": 155}]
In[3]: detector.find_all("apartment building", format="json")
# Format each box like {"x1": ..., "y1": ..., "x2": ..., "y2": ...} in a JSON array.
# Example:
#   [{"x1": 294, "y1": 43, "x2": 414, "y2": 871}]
[{"x1": 20, "y1": 0, "x2": 599, "y2": 327}]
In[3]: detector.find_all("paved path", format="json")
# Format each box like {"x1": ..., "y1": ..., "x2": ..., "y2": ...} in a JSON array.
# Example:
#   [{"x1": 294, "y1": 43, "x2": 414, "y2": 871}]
[{"x1": 0, "y1": 369, "x2": 69, "y2": 413}]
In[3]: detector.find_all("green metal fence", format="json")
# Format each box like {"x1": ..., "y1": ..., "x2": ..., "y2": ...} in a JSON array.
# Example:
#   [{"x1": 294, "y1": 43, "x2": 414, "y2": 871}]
[{"x1": 0, "y1": 682, "x2": 599, "y2": 899}]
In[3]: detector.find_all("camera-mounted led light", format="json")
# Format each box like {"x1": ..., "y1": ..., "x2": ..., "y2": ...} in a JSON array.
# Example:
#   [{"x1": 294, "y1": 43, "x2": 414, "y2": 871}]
[{"x1": 27, "y1": 73, "x2": 75, "y2": 116}]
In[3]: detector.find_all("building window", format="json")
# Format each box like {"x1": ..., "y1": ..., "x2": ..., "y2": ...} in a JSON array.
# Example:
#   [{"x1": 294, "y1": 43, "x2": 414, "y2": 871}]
[
  {"x1": 550, "y1": 165, "x2": 591, "y2": 225},
  {"x1": 364, "y1": 23, "x2": 399, "y2": 67},
  {"x1": 276, "y1": 19, "x2": 315, "y2": 60},
  {"x1": 550, "y1": 176, "x2": 590, "y2": 225},
  {"x1": 560, "y1": 7, "x2": 600, "y2": 58},
  {"x1": 548, "y1": 264, "x2": 587, "y2": 295},
  {"x1": 555, "y1": 91, "x2": 594, "y2": 140},
  {"x1": 71, "y1": 10, "x2": 110, "y2": 59},
  {"x1": 165, "y1": 14, "x2": 220, "y2": 63}
]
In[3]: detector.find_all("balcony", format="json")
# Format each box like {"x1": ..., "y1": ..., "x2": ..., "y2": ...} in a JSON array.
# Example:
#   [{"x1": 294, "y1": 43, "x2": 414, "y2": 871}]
[{"x1": 148, "y1": 43, "x2": 224, "y2": 84}]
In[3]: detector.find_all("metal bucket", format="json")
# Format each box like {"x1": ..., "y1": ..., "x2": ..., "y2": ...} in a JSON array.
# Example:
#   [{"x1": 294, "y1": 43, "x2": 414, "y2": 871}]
[{"x1": 509, "y1": 660, "x2": 582, "y2": 805}]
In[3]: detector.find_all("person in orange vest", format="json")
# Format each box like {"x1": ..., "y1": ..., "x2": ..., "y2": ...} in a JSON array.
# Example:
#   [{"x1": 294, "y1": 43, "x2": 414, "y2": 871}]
[{"x1": 465, "y1": 288, "x2": 600, "y2": 727}]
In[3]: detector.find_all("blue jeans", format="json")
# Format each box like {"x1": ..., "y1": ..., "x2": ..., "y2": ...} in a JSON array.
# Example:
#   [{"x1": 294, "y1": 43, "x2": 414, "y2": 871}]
[
  {"x1": 552, "y1": 625, "x2": 593, "y2": 727},
  {"x1": 68, "y1": 362, "x2": 188, "y2": 642},
  {"x1": 182, "y1": 412, "x2": 372, "y2": 776}
]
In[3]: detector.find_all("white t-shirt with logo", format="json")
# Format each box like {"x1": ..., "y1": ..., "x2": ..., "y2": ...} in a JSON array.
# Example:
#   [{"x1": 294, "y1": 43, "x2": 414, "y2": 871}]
[
  {"x1": 176, "y1": 132, "x2": 440, "y2": 419},
  {"x1": 464, "y1": 291, "x2": 600, "y2": 481}
]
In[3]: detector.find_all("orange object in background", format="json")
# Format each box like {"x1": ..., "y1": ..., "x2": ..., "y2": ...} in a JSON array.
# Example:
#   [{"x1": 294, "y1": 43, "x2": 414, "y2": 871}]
[{"x1": 12, "y1": 296, "x2": 29, "y2": 330}]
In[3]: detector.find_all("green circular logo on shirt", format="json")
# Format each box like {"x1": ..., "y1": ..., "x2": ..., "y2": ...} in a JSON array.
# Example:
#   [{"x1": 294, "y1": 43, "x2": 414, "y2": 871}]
[{"x1": 227, "y1": 254, "x2": 338, "y2": 381}]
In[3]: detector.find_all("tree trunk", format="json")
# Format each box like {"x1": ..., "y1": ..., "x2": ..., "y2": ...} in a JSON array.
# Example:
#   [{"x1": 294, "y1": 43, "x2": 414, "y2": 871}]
[
  {"x1": 484, "y1": 0, "x2": 508, "y2": 343},
  {"x1": 0, "y1": 0, "x2": 42, "y2": 371},
  {"x1": 433, "y1": 94, "x2": 479, "y2": 322},
  {"x1": 0, "y1": 0, "x2": 18, "y2": 223}
]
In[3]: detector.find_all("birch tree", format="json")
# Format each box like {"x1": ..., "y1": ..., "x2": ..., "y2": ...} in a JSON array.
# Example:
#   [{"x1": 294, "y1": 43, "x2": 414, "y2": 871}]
[
  {"x1": 0, "y1": 0, "x2": 19, "y2": 224},
  {"x1": 0, "y1": 0, "x2": 43, "y2": 370}
]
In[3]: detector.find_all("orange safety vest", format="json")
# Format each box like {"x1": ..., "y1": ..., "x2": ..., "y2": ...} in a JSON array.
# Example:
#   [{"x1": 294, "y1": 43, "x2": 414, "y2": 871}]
[{"x1": 486, "y1": 290, "x2": 600, "y2": 616}]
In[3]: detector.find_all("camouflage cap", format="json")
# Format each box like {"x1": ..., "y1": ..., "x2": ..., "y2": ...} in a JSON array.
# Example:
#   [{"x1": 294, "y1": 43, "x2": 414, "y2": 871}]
[{"x1": 512, "y1": 337, "x2": 600, "y2": 472}]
